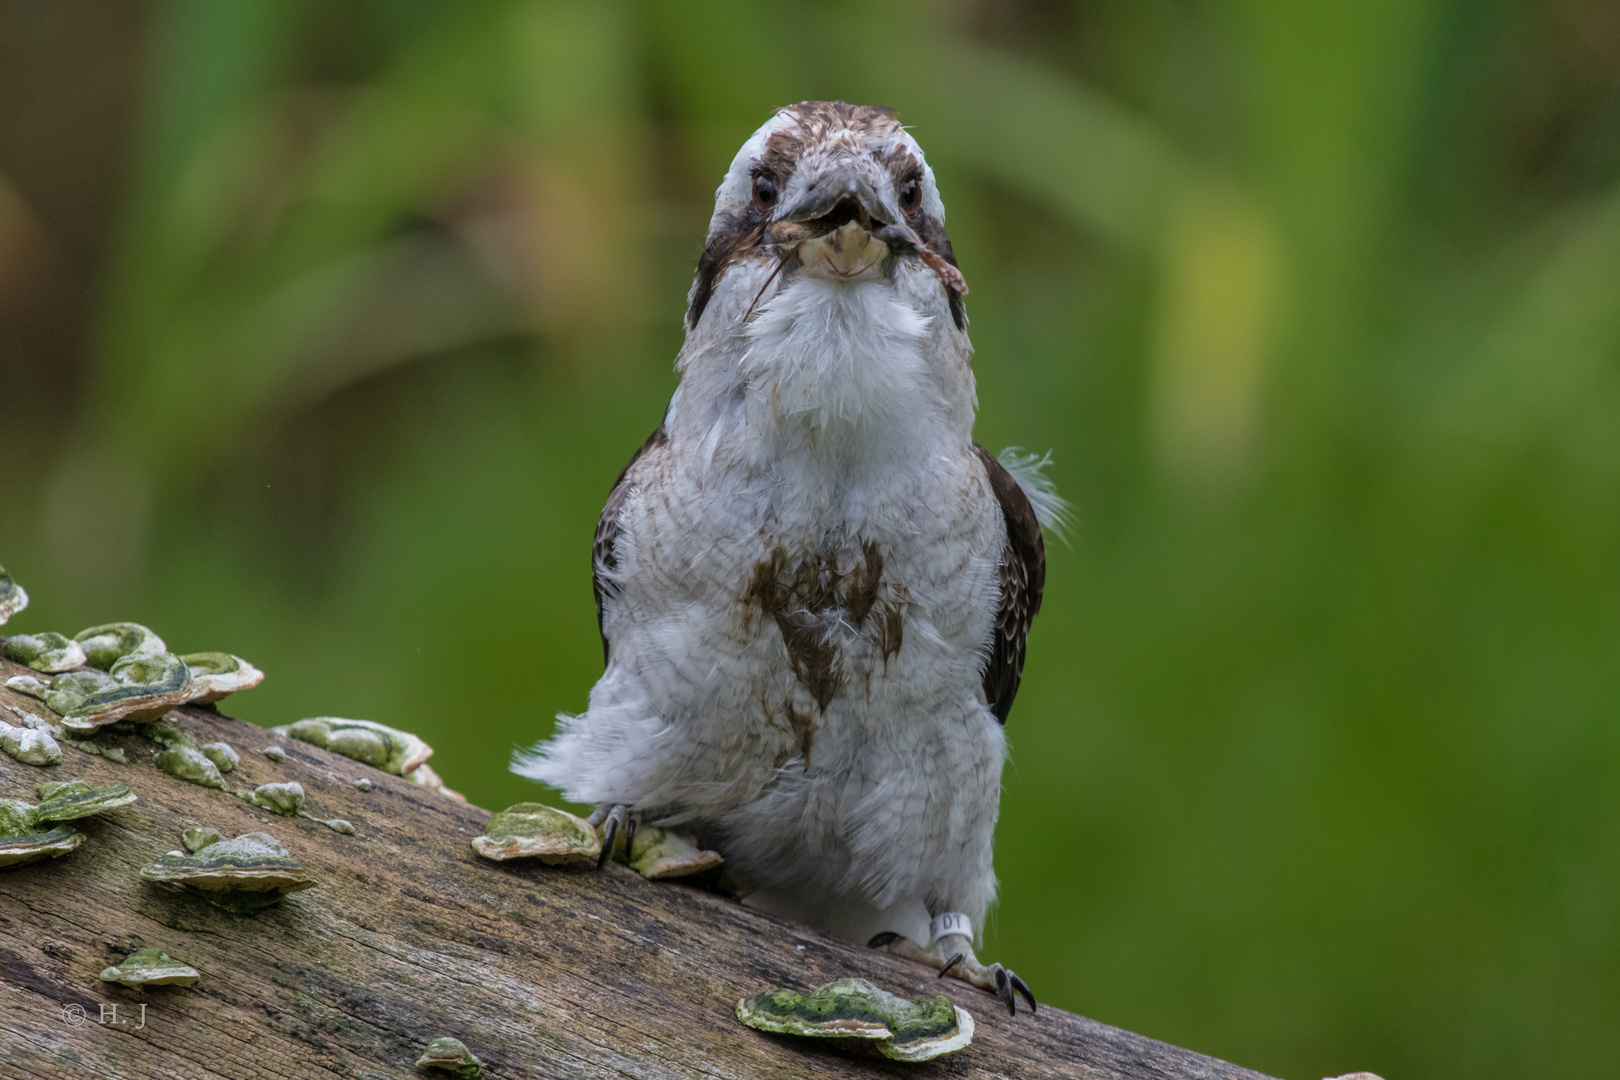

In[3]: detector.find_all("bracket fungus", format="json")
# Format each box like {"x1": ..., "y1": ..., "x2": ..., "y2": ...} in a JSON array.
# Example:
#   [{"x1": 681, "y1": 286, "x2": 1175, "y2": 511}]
[
  {"x1": 156, "y1": 745, "x2": 227, "y2": 789},
  {"x1": 41, "y1": 668, "x2": 113, "y2": 714},
  {"x1": 626, "y1": 827, "x2": 724, "y2": 880},
  {"x1": 0, "y1": 721, "x2": 62, "y2": 766},
  {"x1": 275, "y1": 717, "x2": 432, "y2": 776},
  {"x1": 51, "y1": 651, "x2": 193, "y2": 731},
  {"x1": 4, "y1": 674, "x2": 48, "y2": 700},
  {"x1": 0, "y1": 798, "x2": 83, "y2": 868},
  {"x1": 74, "y1": 622, "x2": 166, "y2": 670},
  {"x1": 179, "y1": 652, "x2": 264, "y2": 704},
  {"x1": 62, "y1": 736, "x2": 127, "y2": 764},
  {"x1": 0, "y1": 564, "x2": 27, "y2": 626},
  {"x1": 182, "y1": 826, "x2": 225, "y2": 853},
  {"x1": 4, "y1": 704, "x2": 60, "y2": 735},
  {"x1": 146, "y1": 719, "x2": 195, "y2": 749},
  {"x1": 415, "y1": 1037, "x2": 484, "y2": 1078},
  {"x1": 99, "y1": 947, "x2": 200, "y2": 989},
  {"x1": 407, "y1": 761, "x2": 465, "y2": 802},
  {"x1": 472, "y1": 803, "x2": 600, "y2": 865},
  {"x1": 245, "y1": 781, "x2": 350, "y2": 833},
  {"x1": 34, "y1": 781, "x2": 136, "y2": 823},
  {"x1": 2, "y1": 631, "x2": 87, "y2": 673},
  {"x1": 735, "y1": 978, "x2": 975, "y2": 1062},
  {"x1": 200, "y1": 741, "x2": 239, "y2": 773},
  {"x1": 140, "y1": 832, "x2": 317, "y2": 915},
  {"x1": 0, "y1": 779, "x2": 136, "y2": 868},
  {"x1": 250, "y1": 781, "x2": 305, "y2": 816}
]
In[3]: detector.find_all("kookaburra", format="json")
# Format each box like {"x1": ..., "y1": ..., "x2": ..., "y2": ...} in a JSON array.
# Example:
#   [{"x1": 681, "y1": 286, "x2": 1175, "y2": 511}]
[{"x1": 518, "y1": 101, "x2": 1064, "y2": 1015}]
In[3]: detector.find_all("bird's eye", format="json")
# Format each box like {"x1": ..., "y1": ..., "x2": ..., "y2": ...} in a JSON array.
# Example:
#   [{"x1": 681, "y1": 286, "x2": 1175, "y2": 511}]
[
  {"x1": 899, "y1": 178, "x2": 922, "y2": 215},
  {"x1": 752, "y1": 175, "x2": 778, "y2": 211}
]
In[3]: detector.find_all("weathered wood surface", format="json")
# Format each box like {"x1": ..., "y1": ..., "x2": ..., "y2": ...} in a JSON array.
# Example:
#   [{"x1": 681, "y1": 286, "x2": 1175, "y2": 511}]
[{"x1": 0, "y1": 659, "x2": 1279, "y2": 1080}]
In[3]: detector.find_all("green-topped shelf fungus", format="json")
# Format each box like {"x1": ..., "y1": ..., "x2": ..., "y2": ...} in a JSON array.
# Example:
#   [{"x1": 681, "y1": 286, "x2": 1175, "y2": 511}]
[
  {"x1": 0, "y1": 825, "x2": 82, "y2": 868},
  {"x1": 407, "y1": 761, "x2": 465, "y2": 803},
  {"x1": 0, "y1": 798, "x2": 84, "y2": 869},
  {"x1": 34, "y1": 781, "x2": 136, "y2": 822},
  {"x1": 274, "y1": 717, "x2": 432, "y2": 776},
  {"x1": 0, "y1": 720, "x2": 62, "y2": 766},
  {"x1": 251, "y1": 781, "x2": 304, "y2": 816},
  {"x1": 73, "y1": 622, "x2": 166, "y2": 670},
  {"x1": 4, "y1": 674, "x2": 48, "y2": 700},
  {"x1": 182, "y1": 826, "x2": 225, "y2": 853},
  {"x1": 735, "y1": 978, "x2": 974, "y2": 1062},
  {"x1": 146, "y1": 719, "x2": 195, "y2": 749},
  {"x1": 626, "y1": 827, "x2": 724, "y2": 880},
  {"x1": 53, "y1": 652, "x2": 193, "y2": 731},
  {"x1": 63, "y1": 738, "x2": 127, "y2": 764},
  {"x1": 200, "y1": 742, "x2": 239, "y2": 773},
  {"x1": 0, "y1": 565, "x2": 27, "y2": 626},
  {"x1": 2, "y1": 631, "x2": 87, "y2": 673},
  {"x1": 99, "y1": 947, "x2": 200, "y2": 989},
  {"x1": 472, "y1": 803, "x2": 600, "y2": 865},
  {"x1": 178, "y1": 652, "x2": 264, "y2": 704},
  {"x1": 157, "y1": 745, "x2": 227, "y2": 789},
  {"x1": 140, "y1": 832, "x2": 317, "y2": 915},
  {"x1": 4, "y1": 704, "x2": 62, "y2": 737},
  {"x1": 43, "y1": 668, "x2": 114, "y2": 714},
  {"x1": 415, "y1": 1037, "x2": 484, "y2": 1078}
]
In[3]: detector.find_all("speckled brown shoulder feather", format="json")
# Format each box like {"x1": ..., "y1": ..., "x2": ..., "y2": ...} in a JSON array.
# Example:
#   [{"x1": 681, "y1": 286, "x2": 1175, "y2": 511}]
[
  {"x1": 594, "y1": 422, "x2": 669, "y2": 665},
  {"x1": 973, "y1": 444, "x2": 1046, "y2": 723}
]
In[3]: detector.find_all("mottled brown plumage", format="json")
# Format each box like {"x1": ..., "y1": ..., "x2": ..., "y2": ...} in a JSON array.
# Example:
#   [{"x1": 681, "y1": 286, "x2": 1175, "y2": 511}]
[
  {"x1": 593, "y1": 424, "x2": 667, "y2": 664},
  {"x1": 973, "y1": 444, "x2": 1046, "y2": 723}
]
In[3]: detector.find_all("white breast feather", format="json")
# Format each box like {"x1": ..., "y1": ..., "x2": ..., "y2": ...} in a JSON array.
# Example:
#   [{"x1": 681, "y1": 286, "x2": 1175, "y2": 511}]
[{"x1": 518, "y1": 233, "x2": 1013, "y2": 951}]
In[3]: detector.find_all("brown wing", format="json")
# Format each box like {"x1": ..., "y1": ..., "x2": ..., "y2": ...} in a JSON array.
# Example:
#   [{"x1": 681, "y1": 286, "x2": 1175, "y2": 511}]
[
  {"x1": 973, "y1": 444, "x2": 1046, "y2": 724},
  {"x1": 594, "y1": 423, "x2": 668, "y2": 665}
]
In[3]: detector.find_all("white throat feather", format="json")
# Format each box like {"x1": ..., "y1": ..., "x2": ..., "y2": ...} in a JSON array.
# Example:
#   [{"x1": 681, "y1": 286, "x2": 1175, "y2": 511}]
[{"x1": 741, "y1": 277, "x2": 934, "y2": 436}]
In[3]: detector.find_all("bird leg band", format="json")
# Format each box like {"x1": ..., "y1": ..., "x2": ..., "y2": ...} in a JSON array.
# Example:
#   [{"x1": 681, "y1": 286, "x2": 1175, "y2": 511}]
[{"x1": 930, "y1": 912, "x2": 973, "y2": 943}]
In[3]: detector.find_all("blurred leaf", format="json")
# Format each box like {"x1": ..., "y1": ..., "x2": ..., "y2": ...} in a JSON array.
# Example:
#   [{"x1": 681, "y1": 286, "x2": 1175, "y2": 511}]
[
  {"x1": 92, "y1": 0, "x2": 643, "y2": 490},
  {"x1": 1432, "y1": 182, "x2": 1620, "y2": 468},
  {"x1": 873, "y1": 43, "x2": 1187, "y2": 254}
]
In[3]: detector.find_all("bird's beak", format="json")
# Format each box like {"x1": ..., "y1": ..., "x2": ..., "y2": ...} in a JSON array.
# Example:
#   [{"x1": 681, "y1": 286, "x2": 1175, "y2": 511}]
[
  {"x1": 775, "y1": 170, "x2": 891, "y2": 228},
  {"x1": 771, "y1": 165, "x2": 893, "y2": 284}
]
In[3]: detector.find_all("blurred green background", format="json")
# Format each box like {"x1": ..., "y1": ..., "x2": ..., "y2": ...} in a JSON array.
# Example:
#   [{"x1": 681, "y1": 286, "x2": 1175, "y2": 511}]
[{"x1": 3, "y1": 1, "x2": 1619, "y2": 1076}]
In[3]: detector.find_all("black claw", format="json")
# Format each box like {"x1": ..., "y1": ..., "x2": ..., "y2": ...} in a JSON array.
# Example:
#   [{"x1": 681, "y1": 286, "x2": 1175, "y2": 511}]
[
  {"x1": 596, "y1": 811, "x2": 620, "y2": 870},
  {"x1": 937, "y1": 953, "x2": 965, "y2": 979},
  {"x1": 1009, "y1": 971, "x2": 1037, "y2": 1014},
  {"x1": 867, "y1": 932, "x2": 902, "y2": 949},
  {"x1": 994, "y1": 968, "x2": 1016, "y2": 1016},
  {"x1": 623, "y1": 814, "x2": 638, "y2": 862}
]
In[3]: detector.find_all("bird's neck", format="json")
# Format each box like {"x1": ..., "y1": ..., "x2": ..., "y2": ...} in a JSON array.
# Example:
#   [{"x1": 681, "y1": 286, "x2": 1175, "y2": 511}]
[
  {"x1": 667, "y1": 267, "x2": 978, "y2": 520},
  {"x1": 745, "y1": 276, "x2": 938, "y2": 431},
  {"x1": 741, "y1": 276, "x2": 971, "y2": 461}
]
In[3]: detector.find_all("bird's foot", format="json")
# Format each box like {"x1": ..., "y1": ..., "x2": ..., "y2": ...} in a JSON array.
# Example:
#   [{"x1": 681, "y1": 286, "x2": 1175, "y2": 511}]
[
  {"x1": 584, "y1": 807, "x2": 724, "y2": 879},
  {"x1": 586, "y1": 803, "x2": 636, "y2": 870},
  {"x1": 867, "y1": 930, "x2": 1036, "y2": 1017}
]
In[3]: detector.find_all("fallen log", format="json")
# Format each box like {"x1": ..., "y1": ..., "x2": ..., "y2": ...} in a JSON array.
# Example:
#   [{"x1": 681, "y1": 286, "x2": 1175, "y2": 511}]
[{"x1": 0, "y1": 659, "x2": 1279, "y2": 1080}]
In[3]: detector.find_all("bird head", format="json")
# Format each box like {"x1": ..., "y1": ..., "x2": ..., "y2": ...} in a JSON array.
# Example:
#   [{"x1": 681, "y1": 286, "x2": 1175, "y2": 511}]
[{"x1": 686, "y1": 102, "x2": 966, "y2": 331}]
